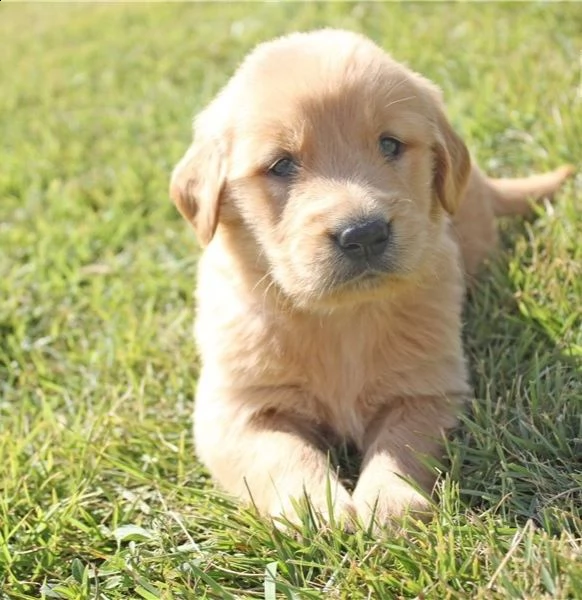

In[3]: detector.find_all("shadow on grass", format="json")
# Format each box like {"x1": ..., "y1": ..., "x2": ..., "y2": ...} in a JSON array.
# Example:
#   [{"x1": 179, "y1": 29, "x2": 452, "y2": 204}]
[{"x1": 456, "y1": 221, "x2": 581, "y2": 535}]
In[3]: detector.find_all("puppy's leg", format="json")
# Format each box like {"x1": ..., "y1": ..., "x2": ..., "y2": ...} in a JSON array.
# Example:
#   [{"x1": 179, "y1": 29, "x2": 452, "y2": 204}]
[
  {"x1": 352, "y1": 396, "x2": 458, "y2": 530},
  {"x1": 195, "y1": 391, "x2": 355, "y2": 527}
]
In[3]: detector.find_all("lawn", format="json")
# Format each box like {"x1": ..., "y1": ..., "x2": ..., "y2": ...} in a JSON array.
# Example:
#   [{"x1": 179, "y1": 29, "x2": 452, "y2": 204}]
[{"x1": 0, "y1": 3, "x2": 581, "y2": 599}]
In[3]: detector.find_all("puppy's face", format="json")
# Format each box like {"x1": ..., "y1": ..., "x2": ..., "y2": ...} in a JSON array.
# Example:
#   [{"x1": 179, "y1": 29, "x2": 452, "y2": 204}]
[{"x1": 171, "y1": 31, "x2": 470, "y2": 309}]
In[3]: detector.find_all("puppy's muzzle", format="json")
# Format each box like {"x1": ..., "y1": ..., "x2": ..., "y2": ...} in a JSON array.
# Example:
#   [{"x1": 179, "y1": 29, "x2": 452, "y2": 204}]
[{"x1": 333, "y1": 218, "x2": 391, "y2": 261}]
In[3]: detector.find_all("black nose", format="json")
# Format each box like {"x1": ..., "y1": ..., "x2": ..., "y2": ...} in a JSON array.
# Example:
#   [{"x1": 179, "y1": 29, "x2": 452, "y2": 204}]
[{"x1": 334, "y1": 219, "x2": 391, "y2": 259}]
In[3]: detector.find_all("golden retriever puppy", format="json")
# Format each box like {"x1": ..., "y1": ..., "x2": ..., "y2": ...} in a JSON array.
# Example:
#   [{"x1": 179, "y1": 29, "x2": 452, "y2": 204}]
[{"x1": 170, "y1": 30, "x2": 572, "y2": 529}]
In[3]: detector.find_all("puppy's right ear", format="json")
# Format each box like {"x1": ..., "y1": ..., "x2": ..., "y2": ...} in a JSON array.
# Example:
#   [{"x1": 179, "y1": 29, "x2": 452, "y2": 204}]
[{"x1": 169, "y1": 138, "x2": 226, "y2": 246}]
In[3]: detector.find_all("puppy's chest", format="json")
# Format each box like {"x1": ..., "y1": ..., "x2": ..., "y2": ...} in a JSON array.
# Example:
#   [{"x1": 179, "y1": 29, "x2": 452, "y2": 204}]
[
  {"x1": 283, "y1": 315, "x2": 447, "y2": 435},
  {"x1": 297, "y1": 342, "x2": 381, "y2": 440}
]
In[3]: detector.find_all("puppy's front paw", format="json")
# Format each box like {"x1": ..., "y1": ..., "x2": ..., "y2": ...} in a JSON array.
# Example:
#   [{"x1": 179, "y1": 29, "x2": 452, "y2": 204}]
[
  {"x1": 352, "y1": 479, "x2": 433, "y2": 532},
  {"x1": 271, "y1": 483, "x2": 356, "y2": 531}
]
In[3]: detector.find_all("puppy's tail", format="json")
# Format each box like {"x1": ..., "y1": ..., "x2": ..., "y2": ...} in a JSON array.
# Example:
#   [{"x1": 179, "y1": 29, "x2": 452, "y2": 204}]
[{"x1": 489, "y1": 164, "x2": 574, "y2": 217}]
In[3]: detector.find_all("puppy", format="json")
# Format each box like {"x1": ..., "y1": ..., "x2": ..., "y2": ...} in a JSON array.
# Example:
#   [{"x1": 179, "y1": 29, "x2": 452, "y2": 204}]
[{"x1": 170, "y1": 30, "x2": 572, "y2": 529}]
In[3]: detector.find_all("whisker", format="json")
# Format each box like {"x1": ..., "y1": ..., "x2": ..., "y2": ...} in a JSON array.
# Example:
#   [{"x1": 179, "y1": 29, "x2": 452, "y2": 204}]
[
  {"x1": 384, "y1": 94, "x2": 417, "y2": 110},
  {"x1": 252, "y1": 271, "x2": 272, "y2": 294}
]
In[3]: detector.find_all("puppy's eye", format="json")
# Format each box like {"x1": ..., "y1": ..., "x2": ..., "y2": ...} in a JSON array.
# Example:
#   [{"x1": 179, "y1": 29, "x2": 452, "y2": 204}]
[
  {"x1": 269, "y1": 157, "x2": 298, "y2": 178},
  {"x1": 379, "y1": 136, "x2": 404, "y2": 160}
]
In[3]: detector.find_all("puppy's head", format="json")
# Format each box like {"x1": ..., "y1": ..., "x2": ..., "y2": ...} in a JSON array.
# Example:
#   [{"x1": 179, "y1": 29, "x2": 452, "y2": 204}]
[{"x1": 171, "y1": 30, "x2": 470, "y2": 309}]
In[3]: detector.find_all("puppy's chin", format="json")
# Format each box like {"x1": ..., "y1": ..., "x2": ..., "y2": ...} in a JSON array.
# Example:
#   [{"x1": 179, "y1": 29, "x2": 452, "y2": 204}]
[{"x1": 271, "y1": 261, "x2": 413, "y2": 313}]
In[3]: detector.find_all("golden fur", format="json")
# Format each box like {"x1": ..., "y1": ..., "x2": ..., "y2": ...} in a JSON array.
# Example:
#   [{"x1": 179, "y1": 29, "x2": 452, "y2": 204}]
[{"x1": 170, "y1": 30, "x2": 572, "y2": 529}]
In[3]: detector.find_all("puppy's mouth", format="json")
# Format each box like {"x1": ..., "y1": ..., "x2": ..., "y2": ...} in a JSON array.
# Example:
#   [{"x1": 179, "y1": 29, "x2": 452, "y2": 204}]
[
  {"x1": 354, "y1": 266, "x2": 387, "y2": 280},
  {"x1": 329, "y1": 259, "x2": 396, "y2": 291}
]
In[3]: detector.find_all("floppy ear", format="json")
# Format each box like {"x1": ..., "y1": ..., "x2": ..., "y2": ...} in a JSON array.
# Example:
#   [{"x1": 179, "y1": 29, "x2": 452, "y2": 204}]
[
  {"x1": 432, "y1": 109, "x2": 471, "y2": 215},
  {"x1": 169, "y1": 137, "x2": 226, "y2": 246}
]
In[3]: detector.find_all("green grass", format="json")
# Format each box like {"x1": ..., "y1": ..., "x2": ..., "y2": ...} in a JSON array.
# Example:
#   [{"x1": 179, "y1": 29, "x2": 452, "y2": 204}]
[{"x1": 1, "y1": 3, "x2": 581, "y2": 598}]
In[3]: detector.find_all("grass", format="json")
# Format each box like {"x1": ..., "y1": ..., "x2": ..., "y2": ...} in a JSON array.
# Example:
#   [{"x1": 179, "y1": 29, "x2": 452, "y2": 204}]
[{"x1": 0, "y1": 2, "x2": 580, "y2": 598}]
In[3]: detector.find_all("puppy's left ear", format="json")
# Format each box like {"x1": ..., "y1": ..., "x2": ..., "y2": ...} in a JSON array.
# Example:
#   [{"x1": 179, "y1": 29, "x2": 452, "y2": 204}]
[{"x1": 432, "y1": 109, "x2": 471, "y2": 215}]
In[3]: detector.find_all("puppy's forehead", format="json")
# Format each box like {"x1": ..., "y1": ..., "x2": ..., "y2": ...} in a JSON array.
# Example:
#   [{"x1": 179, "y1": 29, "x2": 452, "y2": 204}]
[{"x1": 230, "y1": 31, "x2": 429, "y2": 132}]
